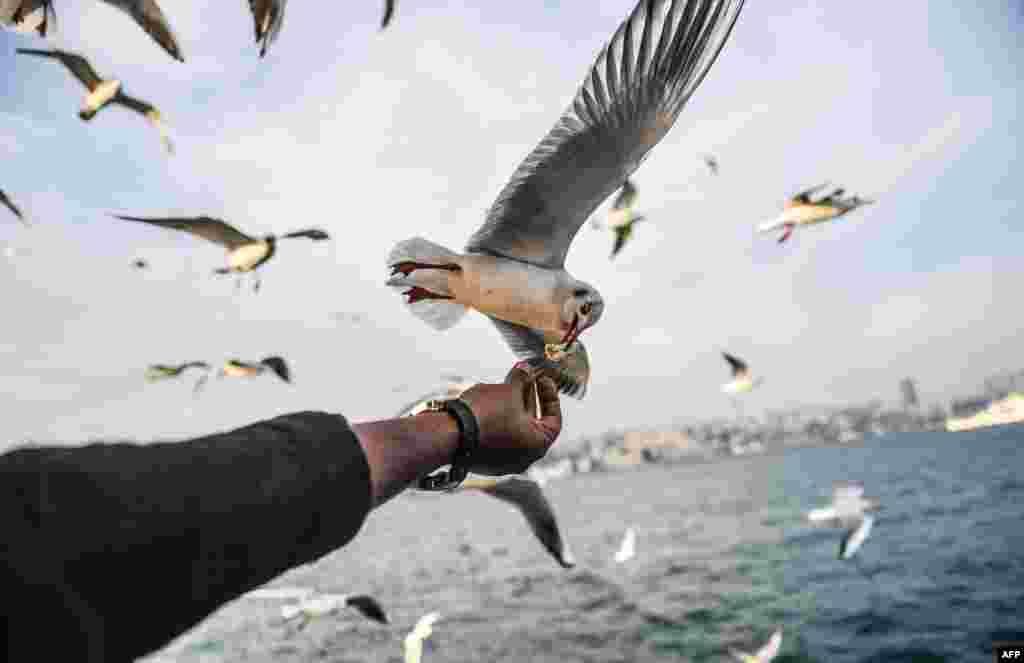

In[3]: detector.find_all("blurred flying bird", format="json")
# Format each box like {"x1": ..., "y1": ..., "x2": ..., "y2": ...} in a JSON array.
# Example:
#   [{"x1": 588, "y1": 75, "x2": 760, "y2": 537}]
[
  {"x1": 593, "y1": 179, "x2": 648, "y2": 260},
  {"x1": 721, "y1": 351, "x2": 761, "y2": 394},
  {"x1": 111, "y1": 215, "x2": 329, "y2": 292},
  {"x1": 131, "y1": 258, "x2": 149, "y2": 269},
  {"x1": 248, "y1": 0, "x2": 286, "y2": 57},
  {"x1": 702, "y1": 153, "x2": 719, "y2": 175},
  {"x1": 807, "y1": 482, "x2": 880, "y2": 560},
  {"x1": 403, "y1": 612, "x2": 441, "y2": 663},
  {"x1": 386, "y1": 0, "x2": 746, "y2": 399},
  {"x1": 614, "y1": 527, "x2": 636, "y2": 563},
  {"x1": 280, "y1": 593, "x2": 388, "y2": 629},
  {"x1": 145, "y1": 361, "x2": 212, "y2": 395},
  {"x1": 99, "y1": 1, "x2": 184, "y2": 62},
  {"x1": 219, "y1": 356, "x2": 291, "y2": 383},
  {"x1": 729, "y1": 627, "x2": 782, "y2": 663},
  {"x1": 16, "y1": 48, "x2": 174, "y2": 154},
  {"x1": 459, "y1": 476, "x2": 576, "y2": 569},
  {"x1": 0, "y1": 189, "x2": 27, "y2": 225},
  {"x1": 2, "y1": 0, "x2": 54, "y2": 36},
  {"x1": 758, "y1": 183, "x2": 874, "y2": 244},
  {"x1": 381, "y1": 0, "x2": 395, "y2": 29}
]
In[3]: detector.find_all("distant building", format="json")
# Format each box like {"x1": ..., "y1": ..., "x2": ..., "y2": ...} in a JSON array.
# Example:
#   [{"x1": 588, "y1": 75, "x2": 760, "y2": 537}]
[{"x1": 900, "y1": 378, "x2": 920, "y2": 410}]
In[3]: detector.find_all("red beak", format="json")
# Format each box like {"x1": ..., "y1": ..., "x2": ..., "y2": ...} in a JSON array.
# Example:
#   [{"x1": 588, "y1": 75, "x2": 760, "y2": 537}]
[{"x1": 559, "y1": 314, "x2": 581, "y2": 347}]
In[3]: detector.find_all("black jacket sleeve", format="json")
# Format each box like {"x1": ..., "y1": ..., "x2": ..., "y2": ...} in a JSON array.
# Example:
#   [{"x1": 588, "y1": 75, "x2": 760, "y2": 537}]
[{"x1": 0, "y1": 411, "x2": 372, "y2": 663}]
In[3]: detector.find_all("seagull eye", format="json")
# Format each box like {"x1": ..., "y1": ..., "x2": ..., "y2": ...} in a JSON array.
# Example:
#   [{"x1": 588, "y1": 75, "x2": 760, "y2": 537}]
[{"x1": 580, "y1": 302, "x2": 593, "y2": 316}]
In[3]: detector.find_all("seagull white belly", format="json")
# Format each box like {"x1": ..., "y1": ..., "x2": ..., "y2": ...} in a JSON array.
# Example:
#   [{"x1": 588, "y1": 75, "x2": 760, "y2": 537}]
[
  {"x1": 453, "y1": 254, "x2": 566, "y2": 335},
  {"x1": 785, "y1": 205, "x2": 839, "y2": 226},
  {"x1": 228, "y1": 243, "x2": 269, "y2": 271},
  {"x1": 84, "y1": 80, "x2": 122, "y2": 112}
]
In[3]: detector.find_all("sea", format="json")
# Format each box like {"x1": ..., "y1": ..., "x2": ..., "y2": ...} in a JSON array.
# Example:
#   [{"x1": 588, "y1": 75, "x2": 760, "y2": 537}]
[{"x1": 146, "y1": 424, "x2": 1024, "y2": 662}]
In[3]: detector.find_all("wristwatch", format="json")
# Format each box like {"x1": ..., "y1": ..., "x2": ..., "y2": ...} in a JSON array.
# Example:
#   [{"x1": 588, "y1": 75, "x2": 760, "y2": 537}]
[{"x1": 416, "y1": 398, "x2": 480, "y2": 491}]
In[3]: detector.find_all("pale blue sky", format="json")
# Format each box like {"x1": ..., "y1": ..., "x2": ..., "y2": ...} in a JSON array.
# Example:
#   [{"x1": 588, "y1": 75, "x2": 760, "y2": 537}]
[{"x1": 0, "y1": 0, "x2": 1020, "y2": 448}]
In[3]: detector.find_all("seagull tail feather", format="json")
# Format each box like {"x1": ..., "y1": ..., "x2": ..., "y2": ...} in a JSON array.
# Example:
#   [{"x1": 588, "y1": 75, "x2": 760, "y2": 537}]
[{"x1": 386, "y1": 237, "x2": 467, "y2": 331}]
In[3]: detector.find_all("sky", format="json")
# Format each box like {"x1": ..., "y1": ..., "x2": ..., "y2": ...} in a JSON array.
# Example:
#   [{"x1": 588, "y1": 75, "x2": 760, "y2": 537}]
[{"x1": 0, "y1": 0, "x2": 1021, "y2": 450}]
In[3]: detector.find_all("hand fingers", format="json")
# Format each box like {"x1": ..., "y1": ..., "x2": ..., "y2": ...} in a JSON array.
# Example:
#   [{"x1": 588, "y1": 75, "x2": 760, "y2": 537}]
[{"x1": 534, "y1": 376, "x2": 562, "y2": 433}]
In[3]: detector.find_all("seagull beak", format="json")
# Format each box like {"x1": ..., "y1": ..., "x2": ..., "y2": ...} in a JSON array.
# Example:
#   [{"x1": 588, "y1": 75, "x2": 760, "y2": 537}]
[{"x1": 559, "y1": 314, "x2": 581, "y2": 347}]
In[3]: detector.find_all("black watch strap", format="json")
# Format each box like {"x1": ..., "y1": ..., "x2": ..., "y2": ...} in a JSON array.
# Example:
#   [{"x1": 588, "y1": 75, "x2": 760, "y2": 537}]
[{"x1": 416, "y1": 398, "x2": 480, "y2": 492}]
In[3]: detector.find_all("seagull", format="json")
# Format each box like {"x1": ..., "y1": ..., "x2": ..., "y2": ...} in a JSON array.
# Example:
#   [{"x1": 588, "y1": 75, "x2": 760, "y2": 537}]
[
  {"x1": 385, "y1": 0, "x2": 746, "y2": 400},
  {"x1": 279, "y1": 593, "x2": 389, "y2": 629},
  {"x1": 807, "y1": 482, "x2": 880, "y2": 560},
  {"x1": 99, "y1": 1, "x2": 184, "y2": 62},
  {"x1": 16, "y1": 48, "x2": 174, "y2": 154},
  {"x1": 614, "y1": 527, "x2": 636, "y2": 563},
  {"x1": 721, "y1": 352, "x2": 761, "y2": 394},
  {"x1": 592, "y1": 179, "x2": 648, "y2": 260},
  {"x1": 111, "y1": 215, "x2": 329, "y2": 292},
  {"x1": 729, "y1": 627, "x2": 782, "y2": 663},
  {"x1": 0, "y1": 189, "x2": 28, "y2": 225},
  {"x1": 248, "y1": 0, "x2": 286, "y2": 57},
  {"x1": 2, "y1": 0, "x2": 54, "y2": 36},
  {"x1": 145, "y1": 361, "x2": 212, "y2": 395},
  {"x1": 702, "y1": 153, "x2": 719, "y2": 175},
  {"x1": 218, "y1": 356, "x2": 291, "y2": 384},
  {"x1": 381, "y1": 0, "x2": 395, "y2": 29},
  {"x1": 458, "y1": 476, "x2": 575, "y2": 569},
  {"x1": 131, "y1": 258, "x2": 149, "y2": 269},
  {"x1": 394, "y1": 378, "x2": 478, "y2": 418},
  {"x1": 758, "y1": 183, "x2": 874, "y2": 244},
  {"x1": 404, "y1": 611, "x2": 441, "y2": 663}
]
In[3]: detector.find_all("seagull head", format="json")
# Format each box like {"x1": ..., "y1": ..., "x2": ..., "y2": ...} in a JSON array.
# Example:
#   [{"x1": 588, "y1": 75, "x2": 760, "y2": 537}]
[{"x1": 560, "y1": 282, "x2": 604, "y2": 347}]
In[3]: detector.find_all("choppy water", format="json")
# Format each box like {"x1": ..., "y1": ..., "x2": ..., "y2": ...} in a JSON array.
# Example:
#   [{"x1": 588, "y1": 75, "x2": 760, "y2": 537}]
[{"x1": 148, "y1": 424, "x2": 1024, "y2": 662}]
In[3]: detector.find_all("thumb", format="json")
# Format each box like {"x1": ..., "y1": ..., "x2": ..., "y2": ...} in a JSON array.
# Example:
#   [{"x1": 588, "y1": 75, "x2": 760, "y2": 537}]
[{"x1": 534, "y1": 376, "x2": 562, "y2": 433}]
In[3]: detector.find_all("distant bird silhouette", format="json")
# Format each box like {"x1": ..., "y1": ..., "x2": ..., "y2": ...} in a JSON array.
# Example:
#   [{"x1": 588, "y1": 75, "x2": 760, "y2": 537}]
[
  {"x1": 729, "y1": 627, "x2": 782, "y2": 663},
  {"x1": 248, "y1": 0, "x2": 286, "y2": 57},
  {"x1": 131, "y1": 258, "x2": 149, "y2": 270},
  {"x1": 145, "y1": 361, "x2": 211, "y2": 395},
  {"x1": 404, "y1": 612, "x2": 441, "y2": 663},
  {"x1": 807, "y1": 482, "x2": 880, "y2": 560},
  {"x1": 593, "y1": 179, "x2": 648, "y2": 260},
  {"x1": 459, "y1": 476, "x2": 575, "y2": 569},
  {"x1": 280, "y1": 593, "x2": 388, "y2": 630},
  {"x1": 99, "y1": 0, "x2": 184, "y2": 62},
  {"x1": 702, "y1": 153, "x2": 719, "y2": 176},
  {"x1": 112, "y1": 215, "x2": 329, "y2": 292},
  {"x1": 0, "y1": 189, "x2": 27, "y2": 225},
  {"x1": 758, "y1": 183, "x2": 874, "y2": 244},
  {"x1": 381, "y1": 0, "x2": 395, "y2": 29},
  {"x1": 219, "y1": 356, "x2": 291, "y2": 383},
  {"x1": 16, "y1": 48, "x2": 173, "y2": 154},
  {"x1": 3, "y1": 0, "x2": 54, "y2": 36},
  {"x1": 721, "y1": 352, "x2": 761, "y2": 394}
]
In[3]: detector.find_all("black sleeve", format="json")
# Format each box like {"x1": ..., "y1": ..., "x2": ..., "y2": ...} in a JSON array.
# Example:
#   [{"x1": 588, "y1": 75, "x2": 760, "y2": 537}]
[{"x1": 0, "y1": 411, "x2": 372, "y2": 663}]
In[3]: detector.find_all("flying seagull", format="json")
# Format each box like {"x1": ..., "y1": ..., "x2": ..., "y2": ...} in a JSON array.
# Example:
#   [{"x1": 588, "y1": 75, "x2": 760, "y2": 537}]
[
  {"x1": 807, "y1": 482, "x2": 880, "y2": 560},
  {"x1": 279, "y1": 593, "x2": 388, "y2": 630},
  {"x1": 248, "y1": 0, "x2": 286, "y2": 57},
  {"x1": 729, "y1": 627, "x2": 782, "y2": 663},
  {"x1": 218, "y1": 356, "x2": 291, "y2": 383},
  {"x1": 721, "y1": 351, "x2": 760, "y2": 394},
  {"x1": 145, "y1": 361, "x2": 212, "y2": 395},
  {"x1": 404, "y1": 611, "x2": 441, "y2": 663},
  {"x1": 758, "y1": 183, "x2": 874, "y2": 244},
  {"x1": 381, "y1": 0, "x2": 395, "y2": 29},
  {"x1": 385, "y1": 0, "x2": 746, "y2": 399},
  {"x1": 99, "y1": 0, "x2": 184, "y2": 62},
  {"x1": 394, "y1": 377, "x2": 478, "y2": 418},
  {"x1": 593, "y1": 179, "x2": 648, "y2": 259},
  {"x1": 614, "y1": 527, "x2": 636, "y2": 563},
  {"x1": 111, "y1": 215, "x2": 329, "y2": 292},
  {"x1": 16, "y1": 48, "x2": 174, "y2": 154},
  {"x1": 459, "y1": 476, "x2": 576, "y2": 569},
  {"x1": 0, "y1": 189, "x2": 28, "y2": 225},
  {"x1": 2, "y1": 0, "x2": 54, "y2": 36},
  {"x1": 131, "y1": 258, "x2": 149, "y2": 269},
  {"x1": 702, "y1": 153, "x2": 719, "y2": 175}
]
